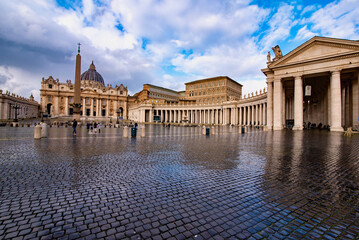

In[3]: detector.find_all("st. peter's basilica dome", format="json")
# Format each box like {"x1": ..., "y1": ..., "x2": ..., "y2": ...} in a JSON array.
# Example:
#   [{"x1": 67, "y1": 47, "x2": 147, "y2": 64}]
[{"x1": 80, "y1": 61, "x2": 105, "y2": 85}]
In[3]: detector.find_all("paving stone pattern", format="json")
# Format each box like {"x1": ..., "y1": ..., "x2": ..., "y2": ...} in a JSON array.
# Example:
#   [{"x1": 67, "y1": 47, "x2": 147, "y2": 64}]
[{"x1": 0, "y1": 126, "x2": 358, "y2": 239}]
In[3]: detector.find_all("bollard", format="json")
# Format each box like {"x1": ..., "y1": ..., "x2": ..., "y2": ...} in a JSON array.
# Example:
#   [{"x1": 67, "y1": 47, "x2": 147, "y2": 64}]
[
  {"x1": 123, "y1": 126, "x2": 128, "y2": 137},
  {"x1": 141, "y1": 126, "x2": 145, "y2": 137},
  {"x1": 34, "y1": 125, "x2": 41, "y2": 139},
  {"x1": 211, "y1": 126, "x2": 215, "y2": 135},
  {"x1": 41, "y1": 123, "x2": 48, "y2": 138}
]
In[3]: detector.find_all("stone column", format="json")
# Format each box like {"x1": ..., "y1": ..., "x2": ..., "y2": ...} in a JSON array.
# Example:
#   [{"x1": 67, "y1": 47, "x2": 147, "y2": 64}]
[
  {"x1": 65, "y1": 97, "x2": 69, "y2": 115},
  {"x1": 82, "y1": 98, "x2": 85, "y2": 116},
  {"x1": 267, "y1": 78, "x2": 274, "y2": 130},
  {"x1": 239, "y1": 107, "x2": 242, "y2": 125},
  {"x1": 149, "y1": 109, "x2": 153, "y2": 123},
  {"x1": 90, "y1": 98, "x2": 94, "y2": 116},
  {"x1": 273, "y1": 78, "x2": 283, "y2": 130},
  {"x1": 219, "y1": 109, "x2": 222, "y2": 124},
  {"x1": 114, "y1": 100, "x2": 118, "y2": 118},
  {"x1": 106, "y1": 99, "x2": 109, "y2": 117},
  {"x1": 208, "y1": 109, "x2": 210, "y2": 124},
  {"x1": 259, "y1": 104, "x2": 262, "y2": 125},
  {"x1": 243, "y1": 107, "x2": 246, "y2": 125},
  {"x1": 353, "y1": 73, "x2": 359, "y2": 127},
  {"x1": 262, "y1": 103, "x2": 267, "y2": 126},
  {"x1": 293, "y1": 75, "x2": 303, "y2": 130},
  {"x1": 330, "y1": 70, "x2": 344, "y2": 131}
]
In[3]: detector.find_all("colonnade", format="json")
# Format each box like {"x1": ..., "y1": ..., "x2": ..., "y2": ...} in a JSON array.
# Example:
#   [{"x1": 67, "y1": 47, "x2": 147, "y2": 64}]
[
  {"x1": 139, "y1": 102, "x2": 267, "y2": 126},
  {"x1": 266, "y1": 70, "x2": 353, "y2": 131}
]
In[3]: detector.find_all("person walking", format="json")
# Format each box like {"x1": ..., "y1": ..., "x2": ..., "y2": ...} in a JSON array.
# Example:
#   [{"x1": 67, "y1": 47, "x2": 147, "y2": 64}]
[
  {"x1": 94, "y1": 122, "x2": 98, "y2": 133},
  {"x1": 98, "y1": 122, "x2": 101, "y2": 133},
  {"x1": 73, "y1": 119, "x2": 78, "y2": 135}
]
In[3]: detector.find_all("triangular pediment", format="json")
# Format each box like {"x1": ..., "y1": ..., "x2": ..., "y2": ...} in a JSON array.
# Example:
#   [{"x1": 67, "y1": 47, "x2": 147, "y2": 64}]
[{"x1": 269, "y1": 37, "x2": 359, "y2": 67}]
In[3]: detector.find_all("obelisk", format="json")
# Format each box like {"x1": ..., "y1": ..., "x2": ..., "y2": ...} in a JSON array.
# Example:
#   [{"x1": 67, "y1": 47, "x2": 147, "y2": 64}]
[{"x1": 73, "y1": 43, "x2": 81, "y2": 121}]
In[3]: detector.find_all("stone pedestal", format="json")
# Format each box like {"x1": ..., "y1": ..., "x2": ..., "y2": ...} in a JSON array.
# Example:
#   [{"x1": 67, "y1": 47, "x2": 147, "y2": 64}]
[
  {"x1": 34, "y1": 125, "x2": 41, "y2": 139},
  {"x1": 41, "y1": 123, "x2": 48, "y2": 138},
  {"x1": 123, "y1": 126, "x2": 128, "y2": 137},
  {"x1": 140, "y1": 126, "x2": 145, "y2": 137}
]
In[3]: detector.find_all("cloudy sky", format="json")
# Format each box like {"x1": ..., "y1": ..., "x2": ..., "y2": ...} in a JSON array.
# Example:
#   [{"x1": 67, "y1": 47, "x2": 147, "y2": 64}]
[{"x1": 0, "y1": 0, "x2": 358, "y2": 101}]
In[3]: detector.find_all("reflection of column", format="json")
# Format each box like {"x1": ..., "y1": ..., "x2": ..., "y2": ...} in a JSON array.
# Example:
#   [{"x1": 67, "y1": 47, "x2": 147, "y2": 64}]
[
  {"x1": 267, "y1": 79, "x2": 273, "y2": 130},
  {"x1": 330, "y1": 70, "x2": 343, "y2": 131},
  {"x1": 293, "y1": 76, "x2": 303, "y2": 130},
  {"x1": 273, "y1": 78, "x2": 283, "y2": 130},
  {"x1": 255, "y1": 105, "x2": 258, "y2": 125}
]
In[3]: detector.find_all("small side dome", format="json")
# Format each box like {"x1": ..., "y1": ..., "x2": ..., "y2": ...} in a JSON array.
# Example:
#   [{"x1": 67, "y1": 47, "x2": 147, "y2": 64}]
[{"x1": 80, "y1": 61, "x2": 105, "y2": 85}]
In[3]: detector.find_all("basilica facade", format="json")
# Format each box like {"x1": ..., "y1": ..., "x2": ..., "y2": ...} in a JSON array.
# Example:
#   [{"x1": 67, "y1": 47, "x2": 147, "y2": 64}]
[{"x1": 40, "y1": 61, "x2": 128, "y2": 121}]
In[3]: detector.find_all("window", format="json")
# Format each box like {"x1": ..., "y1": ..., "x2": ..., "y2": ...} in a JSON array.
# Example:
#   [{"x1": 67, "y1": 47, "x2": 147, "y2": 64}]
[
  {"x1": 102, "y1": 100, "x2": 106, "y2": 105},
  {"x1": 69, "y1": 97, "x2": 73, "y2": 103},
  {"x1": 94, "y1": 100, "x2": 96, "y2": 104},
  {"x1": 120, "y1": 91, "x2": 123, "y2": 95},
  {"x1": 48, "y1": 84, "x2": 52, "y2": 89},
  {"x1": 48, "y1": 96, "x2": 52, "y2": 102},
  {"x1": 86, "y1": 98, "x2": 90, "y2": 104}
]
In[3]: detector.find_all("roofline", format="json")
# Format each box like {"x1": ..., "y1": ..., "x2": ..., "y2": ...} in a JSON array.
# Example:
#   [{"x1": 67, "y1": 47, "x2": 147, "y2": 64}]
[
  {"x1": 185, "y1": 76, "x2": 243, "y2": 86},
  {"x1": 144, "y1": 84, "x2": 180, "y2": 94},
  {"x1": 268, "y1": 36, "x2": 359, "y2": 68}
]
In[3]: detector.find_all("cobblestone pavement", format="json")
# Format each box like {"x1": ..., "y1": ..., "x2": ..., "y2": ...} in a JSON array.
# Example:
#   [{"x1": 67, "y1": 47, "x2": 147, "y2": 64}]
[{"x1": 0, "y1": 125, "x2": 358, "y2": 240}]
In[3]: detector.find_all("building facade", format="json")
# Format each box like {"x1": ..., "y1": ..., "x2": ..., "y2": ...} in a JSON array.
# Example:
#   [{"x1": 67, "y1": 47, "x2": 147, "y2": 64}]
[
  {"x1": 185, "y1": 76, "x2": 242, "y2": 104},
  {"x1": 263, "y1": 36, "x2": 359, "y2": 131},
  {"x1": 0, "y1": 90, "x2": 39, "y2": 121},
  {"x1": 129, "y1": 37, "x2": 359, "y2": 131},
  {"x1": 40, "y1": 61, "x2": 128, "y2": 121}
]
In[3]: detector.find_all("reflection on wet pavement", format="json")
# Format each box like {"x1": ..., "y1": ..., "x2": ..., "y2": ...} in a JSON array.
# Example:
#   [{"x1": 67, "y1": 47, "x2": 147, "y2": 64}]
[{"x1": 0, "y1": 125, "x2": 358, "y2": 239}]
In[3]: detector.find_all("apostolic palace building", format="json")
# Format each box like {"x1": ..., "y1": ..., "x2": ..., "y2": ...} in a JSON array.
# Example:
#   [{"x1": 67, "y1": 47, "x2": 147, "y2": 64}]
[{"x1": 36, "y1": 36, "x2": 359, "y2": 131}]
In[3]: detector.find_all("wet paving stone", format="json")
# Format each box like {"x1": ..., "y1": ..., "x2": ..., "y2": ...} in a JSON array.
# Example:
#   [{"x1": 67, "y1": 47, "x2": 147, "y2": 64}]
[{"x1": 0, "y1": 125, "x2": 359, "y2": 239}]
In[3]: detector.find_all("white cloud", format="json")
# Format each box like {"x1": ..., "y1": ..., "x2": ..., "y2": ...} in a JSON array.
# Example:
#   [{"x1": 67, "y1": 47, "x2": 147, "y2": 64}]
[
  {"x1": 307, "y1": 0, "x2": 359, "y2": 39},
  {"x1": 295, "y1": 25, "x2": 316, "y2": 40},
  {"x1": 0, "y1": 66, "x2": 42, "y2": 101},
  {"x1": 260, "y1": 4, "x2": 297, "y2": 51}
]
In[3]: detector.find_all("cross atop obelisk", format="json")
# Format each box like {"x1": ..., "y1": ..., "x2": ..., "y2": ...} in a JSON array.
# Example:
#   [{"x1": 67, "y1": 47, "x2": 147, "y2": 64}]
[{"x1": 73, "y1": 43, "x2": 82, "y2": 120}]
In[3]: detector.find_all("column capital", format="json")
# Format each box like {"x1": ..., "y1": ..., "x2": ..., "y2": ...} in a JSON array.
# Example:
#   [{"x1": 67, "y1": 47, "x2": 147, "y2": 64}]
[
  {"x1": 293, "y1": 74, "x2": 302, "y2": 80},
  {"x1": 330, "y1": 69, "x2": 341, "y2": 75},
  {"x1": 273, "y1": 76, "x2": 282, "y2": 82}
]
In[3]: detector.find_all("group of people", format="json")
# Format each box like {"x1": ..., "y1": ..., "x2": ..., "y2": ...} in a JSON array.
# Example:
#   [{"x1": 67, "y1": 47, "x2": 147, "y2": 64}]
[
  {"x1": 87, "y1": 121, "x2": 102, "y2": 134},
  {"x1": 72, "y1": 119, "x2": 102, "y2": 135}
]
